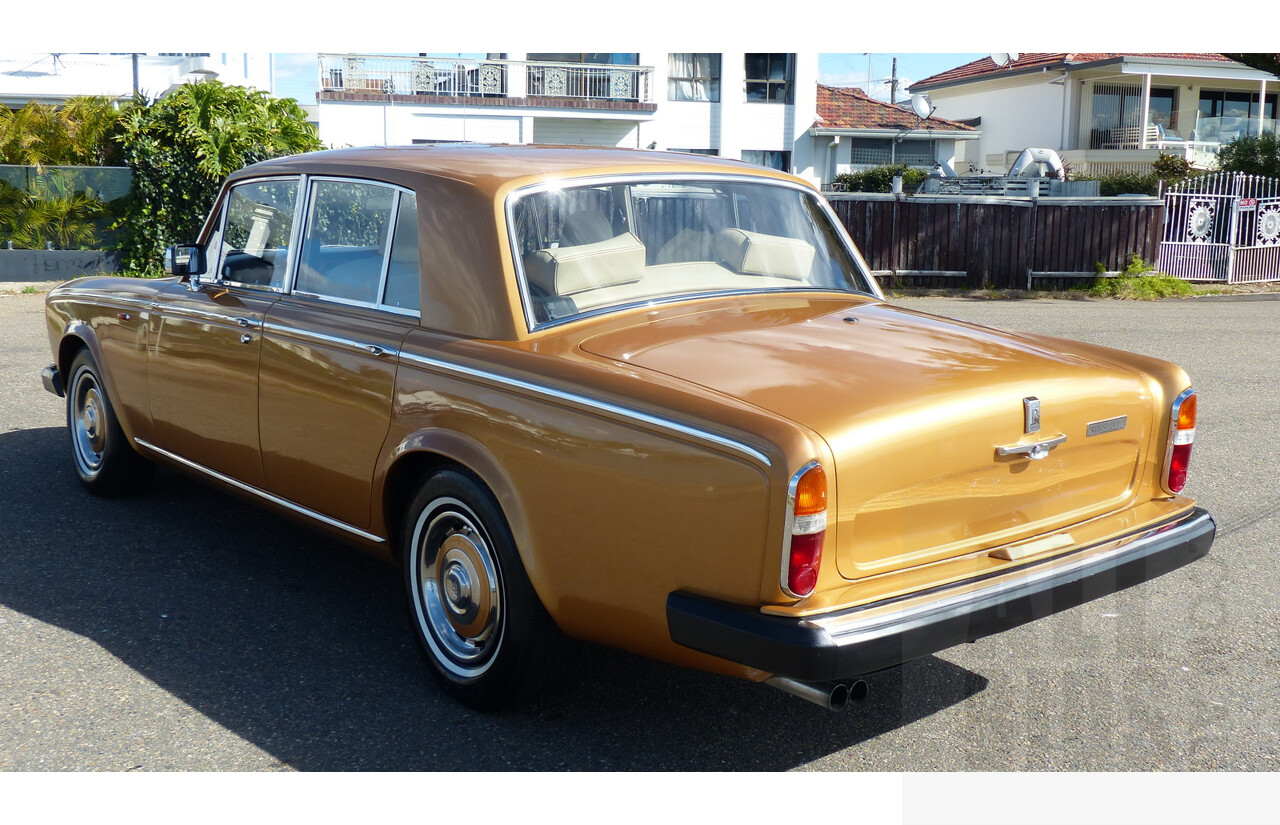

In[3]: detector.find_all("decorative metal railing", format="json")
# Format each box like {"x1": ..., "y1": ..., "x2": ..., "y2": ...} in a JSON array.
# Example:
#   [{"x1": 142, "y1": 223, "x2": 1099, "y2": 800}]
[
  {"x1": 318, "y1": 54, "x2": 653, "y2": 103},
  {"x1": 1158, "y1": 172, "x2": 1280, "y2": 282}
]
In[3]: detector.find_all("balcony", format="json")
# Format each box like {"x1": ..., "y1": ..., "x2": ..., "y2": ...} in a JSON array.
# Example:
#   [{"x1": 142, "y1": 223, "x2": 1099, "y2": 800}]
[{"x1": 317, "y1": 54, "x2": 655, "y2": 111}]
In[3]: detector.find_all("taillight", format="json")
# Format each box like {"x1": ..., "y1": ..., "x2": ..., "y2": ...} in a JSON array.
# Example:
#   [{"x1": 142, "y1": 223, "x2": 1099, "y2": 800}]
[
  {"x1": 1164, "y1": 389, "x2": 1197, "y2": 494},
  {"x1": 783, "y1": 462, "x2": 827, "y2": 598}
]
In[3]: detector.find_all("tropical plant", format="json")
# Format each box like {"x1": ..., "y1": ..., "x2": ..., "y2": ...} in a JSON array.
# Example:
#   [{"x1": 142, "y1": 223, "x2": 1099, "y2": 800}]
[
  {"x1": 0, "y1": 173, "x2": 109, "y2": 249},
  {"x1": 114, "y1": 81, "x2": 321, "y2": 275},
  {"x1": 0, "y1": 97, "x2": 125, "y2": 167},
  {"x1": 1215, "y1": 133, "x2": 1280, "y2": 178}
]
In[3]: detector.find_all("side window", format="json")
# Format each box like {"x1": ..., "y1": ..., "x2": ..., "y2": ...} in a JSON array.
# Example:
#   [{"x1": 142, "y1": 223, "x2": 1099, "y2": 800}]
[
  {"x1": 219, "y1": 179, "x2": 299, "y2": 288},
  {"x1": 382, "y1": 192, "x2": 420, "y2": 312},
  {"x1": 296, "y1": 180, "x2": 394, "y2": 304}
]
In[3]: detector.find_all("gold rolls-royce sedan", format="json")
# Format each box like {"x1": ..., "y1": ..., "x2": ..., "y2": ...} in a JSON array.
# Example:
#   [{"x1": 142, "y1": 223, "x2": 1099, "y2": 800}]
[{"x1": 41, "y1": 146, "x2": 1213, "y2": 711}]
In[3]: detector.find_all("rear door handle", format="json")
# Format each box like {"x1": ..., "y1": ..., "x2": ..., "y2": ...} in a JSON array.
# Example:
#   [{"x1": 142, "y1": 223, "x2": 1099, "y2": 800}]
[{"x1": 995, "y1": 434, "x2": 1066, "y2": 460}]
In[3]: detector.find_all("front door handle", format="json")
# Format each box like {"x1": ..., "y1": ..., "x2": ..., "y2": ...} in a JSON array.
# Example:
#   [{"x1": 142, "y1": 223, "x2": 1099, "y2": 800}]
[{"x1": 995, "y1": 434, "x2": 1067, "y2": 460}]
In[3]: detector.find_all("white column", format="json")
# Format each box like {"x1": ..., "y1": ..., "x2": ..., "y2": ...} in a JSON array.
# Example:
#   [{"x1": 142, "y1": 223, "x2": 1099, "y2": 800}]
[
  {"x1": 1140, "y1": 73, "x2": 1152, "y2": 149},
  {"x1": 1259, "y1": 79, "x2": 1269, "y2": 136},
  {"x1": 506, "y1": 52, "x2": 527, "y2": 99}
]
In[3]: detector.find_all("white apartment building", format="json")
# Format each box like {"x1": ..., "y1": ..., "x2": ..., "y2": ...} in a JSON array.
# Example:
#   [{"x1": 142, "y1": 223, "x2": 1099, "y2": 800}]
[
  {"x1": 315, "y1": 52, "x2": 822, "y2": 183},
  {"x1": 0, "y1": 53, "x2": 274, "y2": 108}
]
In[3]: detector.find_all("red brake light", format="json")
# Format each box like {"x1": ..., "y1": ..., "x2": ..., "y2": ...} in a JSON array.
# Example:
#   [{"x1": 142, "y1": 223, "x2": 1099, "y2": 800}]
[
  {"x1": 784, "y1": 463, "x2": 827, "y2": 598},
  {"x1": 1164, "y1": 389, "x2": 1197, "y2": 494}
]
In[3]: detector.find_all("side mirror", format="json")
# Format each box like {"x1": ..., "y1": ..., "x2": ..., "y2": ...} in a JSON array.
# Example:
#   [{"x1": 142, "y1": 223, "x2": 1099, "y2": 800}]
[{"x1": 165, "y1": 244, "x2": 206, "y2": 288}]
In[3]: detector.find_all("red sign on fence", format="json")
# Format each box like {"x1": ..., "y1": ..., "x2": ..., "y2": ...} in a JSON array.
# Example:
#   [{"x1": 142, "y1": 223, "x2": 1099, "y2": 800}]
[{"x1": 1239, "y1": 198, "x2": 1258, "y2": 209}]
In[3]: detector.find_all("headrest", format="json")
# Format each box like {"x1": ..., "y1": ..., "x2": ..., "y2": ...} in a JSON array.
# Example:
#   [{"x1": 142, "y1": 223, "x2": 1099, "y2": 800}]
[
  {"x1": 713, "y1": 229, "x2": 815, "y2": 280},
  {"x1": 524, "y1": 232, "x2": 645, "y2": 296},
  {"x1": 562, "y1": 210, "x2": 616, "y2": 246}
]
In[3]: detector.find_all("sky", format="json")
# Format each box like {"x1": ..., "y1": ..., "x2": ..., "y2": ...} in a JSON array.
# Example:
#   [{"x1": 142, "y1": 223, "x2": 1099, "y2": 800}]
[{"x1": 269, "y1": 53, "x2": 989, "y2": 106}]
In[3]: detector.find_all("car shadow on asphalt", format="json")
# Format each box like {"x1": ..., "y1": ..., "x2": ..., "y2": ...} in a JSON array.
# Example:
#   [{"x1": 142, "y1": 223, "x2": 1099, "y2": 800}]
[{"x1": 0, "y1": 426, "x2": 987, "y2": 771}]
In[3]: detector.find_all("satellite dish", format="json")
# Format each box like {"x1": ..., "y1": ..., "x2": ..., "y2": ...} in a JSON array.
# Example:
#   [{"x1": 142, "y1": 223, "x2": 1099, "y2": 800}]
[
  {"x1": 910, "y1": 93, "x2": 935, "y2": 120},
  {"x1": 990, "y1": 52, "x2": 1014, "y2": 67}
]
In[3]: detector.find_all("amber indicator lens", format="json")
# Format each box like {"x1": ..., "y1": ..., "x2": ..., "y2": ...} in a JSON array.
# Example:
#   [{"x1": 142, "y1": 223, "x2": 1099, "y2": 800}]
[
  {"x1": 794, "y1": 465, "x2": 827, "y2": 516},
  {"x1": 1177, "y1": 393, "x2": 1197, "y2": 431}
]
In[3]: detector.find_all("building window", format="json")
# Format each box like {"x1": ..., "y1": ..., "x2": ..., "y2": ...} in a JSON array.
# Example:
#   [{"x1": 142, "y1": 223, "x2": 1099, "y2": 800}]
[
  {"x1": 894, "y1": 139, "x2": 936, "y2": 167},
  {"x1": 742, "y1": 150, "x2": 791, "y2": 171},
  {"x1": 1089, "y1": 83, "x2": 1178, "y2": 148},
  {"x1": 670, "y1": 148, "x2": 719, "y2": 156},
  {"x1": 849, "y1": 138, "x2": 893, "y2": 166},
  {"x1": 847, "y1": 139, "x2": 935, "y2": 168},
  {"x1": 1198, "y1": 90, "x2": 1277, "y2": 121},
  {"x1": 668, "y1": 54, "x2": 720, "y2": 102},
  {"x1": 744, "y1": 54, "x2": 793, "y2": 103}
]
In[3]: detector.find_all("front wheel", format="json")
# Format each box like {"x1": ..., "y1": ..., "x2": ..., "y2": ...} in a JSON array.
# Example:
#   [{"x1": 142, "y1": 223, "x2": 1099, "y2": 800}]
[
  {"x1": 65, "y1": 349, "x2": 153, "y2": 496},
  {"x1": 403, "y1": 469, "x2": 563, "y2": 710}
]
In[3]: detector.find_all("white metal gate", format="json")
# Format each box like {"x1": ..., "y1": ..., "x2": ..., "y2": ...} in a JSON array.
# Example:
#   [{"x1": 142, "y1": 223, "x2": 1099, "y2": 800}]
[{"x1": 1158, "y1": 173, "x2": 1280, "y2": 283}]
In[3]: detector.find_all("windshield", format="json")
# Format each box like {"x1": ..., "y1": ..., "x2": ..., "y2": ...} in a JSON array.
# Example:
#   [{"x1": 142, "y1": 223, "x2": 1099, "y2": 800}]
[{"x1": 509, "y1": 178, "x2": 876, "y2": 327}]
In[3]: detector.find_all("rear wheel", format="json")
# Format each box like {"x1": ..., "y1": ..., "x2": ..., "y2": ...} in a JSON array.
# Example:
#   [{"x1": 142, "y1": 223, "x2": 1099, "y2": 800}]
[
  {"x1": 402, "y1": 469, "x2": 563, "y2": 710},
  {"x1": 65, "y1": 349, "x2": 153, "y2": 496}
]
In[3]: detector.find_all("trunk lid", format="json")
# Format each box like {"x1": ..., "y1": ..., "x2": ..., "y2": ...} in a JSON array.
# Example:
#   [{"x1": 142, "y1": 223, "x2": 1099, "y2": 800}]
[{"x1": 579, "y1": 297, "x2": 1157, "y2": 578}]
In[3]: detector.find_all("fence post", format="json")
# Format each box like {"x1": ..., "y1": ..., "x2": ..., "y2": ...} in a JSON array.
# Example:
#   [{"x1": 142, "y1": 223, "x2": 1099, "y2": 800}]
[
  {"x1": 1026, "y1": 192, "x2": 1039, "y2": 290},
  {"x1": 890, "y1": 193, "x2": 900, "y2": 277}
]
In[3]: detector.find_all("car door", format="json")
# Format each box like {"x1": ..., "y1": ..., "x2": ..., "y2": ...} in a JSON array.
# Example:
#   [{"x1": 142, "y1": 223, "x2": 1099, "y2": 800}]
[
  {"x1": 258, "y1": 179, "x2": 421, "y2": 530},
  {"x1": 148, "y1": 176, "x2": 302, "y2": 488}
]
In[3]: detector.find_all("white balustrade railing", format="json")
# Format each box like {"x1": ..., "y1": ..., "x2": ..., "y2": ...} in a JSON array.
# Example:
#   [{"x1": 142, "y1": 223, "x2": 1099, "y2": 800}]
[{"x1": 318, "y1": 54, "x2": 652, "y2": 103}]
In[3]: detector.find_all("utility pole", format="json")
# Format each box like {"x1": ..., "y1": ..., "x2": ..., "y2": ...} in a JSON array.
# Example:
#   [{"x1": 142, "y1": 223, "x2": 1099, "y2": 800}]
[
  {"x1": 890, "y1": 57, "x2": 899, "y2": 106},
  {"x1": 131, "y1": 53, "x2": 139, "y2": 96}
]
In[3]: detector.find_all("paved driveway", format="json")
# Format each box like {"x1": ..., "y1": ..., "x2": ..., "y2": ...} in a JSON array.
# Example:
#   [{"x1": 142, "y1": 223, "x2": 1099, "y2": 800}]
[{"x1": 1, "y1": 290, "x2": 1276, "y2": 771}]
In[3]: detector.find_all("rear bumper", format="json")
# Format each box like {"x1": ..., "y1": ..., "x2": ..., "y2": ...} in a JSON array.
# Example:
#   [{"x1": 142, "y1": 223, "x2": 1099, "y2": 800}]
[{"x1": 667, "y1": 506, "x2": 1215, "y2": 683}]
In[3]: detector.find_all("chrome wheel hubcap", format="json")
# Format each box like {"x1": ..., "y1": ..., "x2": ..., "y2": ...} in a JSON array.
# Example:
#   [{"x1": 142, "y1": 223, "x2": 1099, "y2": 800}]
[
  {"x1": 71, "y1": 370, "x2": 105, "y2": 476},
  {"x1": 412, "y1": 499, "x2": 503, "y2": 678}
]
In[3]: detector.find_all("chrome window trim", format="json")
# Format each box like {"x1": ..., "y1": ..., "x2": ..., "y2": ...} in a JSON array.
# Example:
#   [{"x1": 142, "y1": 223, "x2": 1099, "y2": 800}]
[
  {"x1": 504, "y1": 173, "x2": 883, "y2": 334},
  {"x1": 780, "y1": 459, "x2": 822, "y2": 599},
  {"x1": 216, "y1": 175, "x2": 306, "y2": 294},
  {"x1": 397, "y1": 351, "x2": 772, "y2": 468},
  {"x1": 134, "y1": 438, "x2": 386, "y2": 544},
  {"x1": 287, "y1": 176, "x2": 421, "y2": 318}
]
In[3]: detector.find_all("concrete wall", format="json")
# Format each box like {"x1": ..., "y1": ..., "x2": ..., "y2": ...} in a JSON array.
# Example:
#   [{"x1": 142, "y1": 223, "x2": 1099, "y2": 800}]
[{"x1": 0, "y1": 250, "x2": 121, "y2": 283}]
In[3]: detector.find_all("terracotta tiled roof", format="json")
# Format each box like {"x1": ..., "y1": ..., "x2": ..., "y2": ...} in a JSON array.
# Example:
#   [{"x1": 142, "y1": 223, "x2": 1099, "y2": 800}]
[
  {"x1": 814, "y1": 84, "x2": 976, "y2": 132},
  {"x1": 911, "y1": 53, "x2": 1240, "y2": 90}
]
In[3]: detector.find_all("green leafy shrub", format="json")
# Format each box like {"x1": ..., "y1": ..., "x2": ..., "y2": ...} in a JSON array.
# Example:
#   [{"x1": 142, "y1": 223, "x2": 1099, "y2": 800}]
[
  {"x1": 1096, "y1": 170, "x2": 1161, "y2": 196},
  {"x1": 1090, "y1": 254, "x2": 1197, "y2": 299},
  {"x1": 115, "y1": 81, "x2": 321, "y2": 275},
  {"x1": 832, "y1": 164, "x2": 929, "y2": 193},
  {"x1": 1215, "y1": 133, "x2": 1280, "y2": 178},
  {"x1": 1152, "y1": 152, "x2": 1192, "y2": 185}
]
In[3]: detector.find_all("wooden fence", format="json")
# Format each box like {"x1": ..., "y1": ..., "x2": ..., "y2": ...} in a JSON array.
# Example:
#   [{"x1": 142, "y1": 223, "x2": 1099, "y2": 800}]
[{"x1": 826, "y1": 193, "x2": 1166, "y2": 290}]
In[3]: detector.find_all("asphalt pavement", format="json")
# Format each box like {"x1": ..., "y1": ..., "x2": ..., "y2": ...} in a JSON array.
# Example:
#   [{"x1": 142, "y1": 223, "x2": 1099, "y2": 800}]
[{"x1": 0, "y1": 288, "x2": 1276, "y2": 772}]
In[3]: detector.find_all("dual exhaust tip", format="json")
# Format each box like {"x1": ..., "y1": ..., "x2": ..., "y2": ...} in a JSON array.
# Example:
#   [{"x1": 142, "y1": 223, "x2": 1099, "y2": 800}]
[{"x1": 765, "y1": 675, "x2": 870, "y2": 711}]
